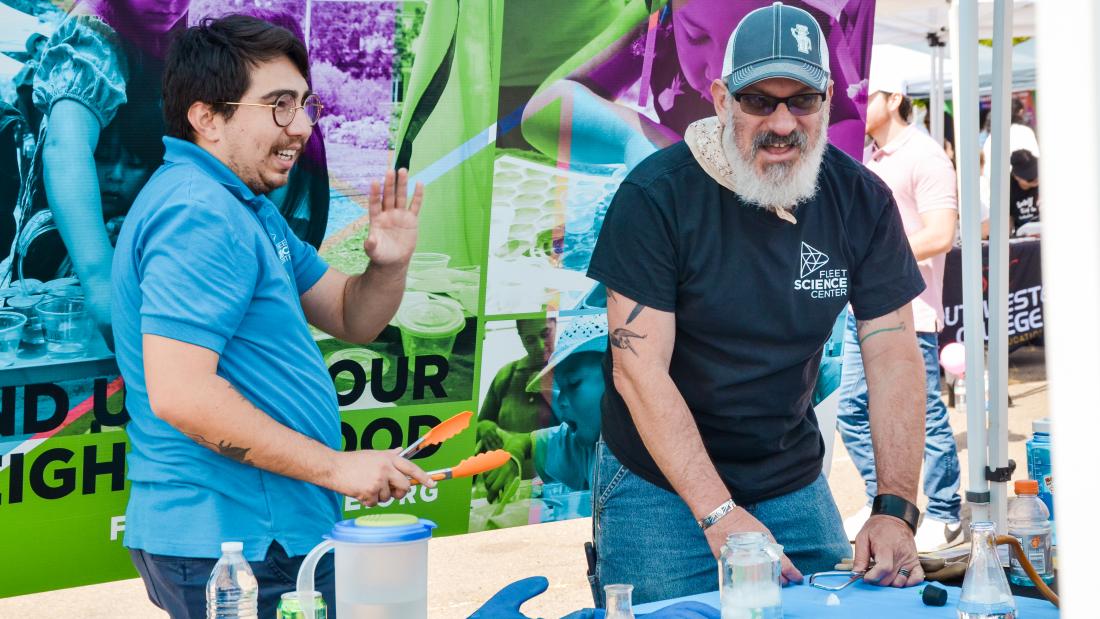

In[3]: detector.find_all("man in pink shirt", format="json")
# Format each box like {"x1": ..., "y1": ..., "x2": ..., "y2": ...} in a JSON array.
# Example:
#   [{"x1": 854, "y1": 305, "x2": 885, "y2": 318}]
[{"x1": 839, "y1": 72, "x2": 962, "y2": 552}]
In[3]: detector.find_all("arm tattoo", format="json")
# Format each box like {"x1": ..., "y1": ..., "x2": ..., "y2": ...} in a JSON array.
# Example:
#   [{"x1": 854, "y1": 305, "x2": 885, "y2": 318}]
[
  {"x1": 187, "y1": 433, "x2": 252, "y2": 464},
  {"x1": 610, "y1": 328, "x2": 646, "y2": 356},
  {"x1": 857, "y1": 322, "x2": 907, "y2": 346},
  {"x1": 626, "y1": 303, "x2": 645, "y2": 324}
]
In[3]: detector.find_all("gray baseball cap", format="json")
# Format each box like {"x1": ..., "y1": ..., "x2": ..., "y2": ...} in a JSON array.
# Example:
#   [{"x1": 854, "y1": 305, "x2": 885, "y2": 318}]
[{"x1": 722, "y1": 2, "x2": 831, "y2": 94}]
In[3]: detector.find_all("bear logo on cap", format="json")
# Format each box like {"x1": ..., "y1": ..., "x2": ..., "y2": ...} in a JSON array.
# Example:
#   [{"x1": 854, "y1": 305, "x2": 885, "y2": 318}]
[{"x1": 791, "y1": 24, "x2": 812, "y2": 54}]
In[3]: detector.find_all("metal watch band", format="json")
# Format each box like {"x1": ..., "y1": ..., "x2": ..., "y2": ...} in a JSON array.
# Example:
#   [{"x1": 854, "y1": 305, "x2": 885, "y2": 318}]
[
  {"x1": 871, "y1": 494, "x2": 920, "y2": 533},
  {"x1": 697, "y1": 499, "x2": 737, "y2": 531}
]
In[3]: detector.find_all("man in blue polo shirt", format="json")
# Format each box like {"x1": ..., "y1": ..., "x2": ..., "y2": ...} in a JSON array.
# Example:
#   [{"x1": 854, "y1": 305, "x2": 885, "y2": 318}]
[
  {"x1": 586, "y1": 3, "x2": 929, "y2": 605},
  {"x1": 110, "y1": 16, "x2": 433, "y2": 617}
]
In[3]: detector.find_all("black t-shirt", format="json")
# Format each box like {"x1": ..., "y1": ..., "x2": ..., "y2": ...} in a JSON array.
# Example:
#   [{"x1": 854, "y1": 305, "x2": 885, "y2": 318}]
[
  {"x1": 587, "y1": 141, "x2": 925, "y2": 505},
  {"x1": 1009, "y1": 181, "x2": 1039, "y2": 231}
]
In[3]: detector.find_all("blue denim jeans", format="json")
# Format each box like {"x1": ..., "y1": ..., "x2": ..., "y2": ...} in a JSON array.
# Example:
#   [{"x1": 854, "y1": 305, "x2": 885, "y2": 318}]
[
  {"x1": 589, "y1": 441, "x2": 851, "y2": 606},
  {"x1": 129, "y1": 541, "x2": 336, "y2": 619},
  {"x1": 836, "y1": 312, "x2": 961, "y2": 522}
]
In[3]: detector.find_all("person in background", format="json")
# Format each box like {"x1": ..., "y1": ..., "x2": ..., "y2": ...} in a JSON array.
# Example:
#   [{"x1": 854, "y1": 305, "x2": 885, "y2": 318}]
[
  {"x1": 483, "y1": 314, "x2": 609, "y2": 499},
  {"x1": 981, "y1": 97, "x2": 1038, "y2": 177},
  {"x1": 9, "y1": 0, "x2": 192, "y2": 341},
  {"x1": 476, "y1": 318, "x2": 554, "y2": 499},
  {"x1": 15, "y1": 103, "x2": 159, "y2": 283},
  {"x1": 841, "y1": 68, "x2": 962, "y2": 553},
  {"x1": 111, "y1": 16, "x2": 432, "y2": 617},
  {"x1": 1008, "y1": 148, "x2": 1039, "y2": 236},
  {"x1": 585, "y1": 3, "x2": 927, "y2": 606}
]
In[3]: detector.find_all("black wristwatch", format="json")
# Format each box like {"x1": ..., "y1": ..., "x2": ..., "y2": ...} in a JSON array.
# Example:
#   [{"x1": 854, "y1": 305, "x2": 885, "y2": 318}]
[{"x1": 871, "y1": 494, "x2": 920, "y2": 533}]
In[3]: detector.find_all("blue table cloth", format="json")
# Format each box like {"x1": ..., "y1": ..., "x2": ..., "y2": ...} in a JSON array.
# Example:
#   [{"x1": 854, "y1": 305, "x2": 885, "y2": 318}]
[{"x1": 635, "y1": 581, "x2": 1059, "y2": 617}]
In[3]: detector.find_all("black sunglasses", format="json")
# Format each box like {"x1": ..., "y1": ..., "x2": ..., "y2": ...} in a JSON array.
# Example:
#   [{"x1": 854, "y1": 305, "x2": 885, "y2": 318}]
[{"x1": 733, "y1": 92, "x2": 827, "y2": 117}]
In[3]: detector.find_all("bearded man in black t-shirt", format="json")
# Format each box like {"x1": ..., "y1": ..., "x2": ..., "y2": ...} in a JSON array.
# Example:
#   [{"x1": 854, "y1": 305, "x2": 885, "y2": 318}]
[{"x1": 585, "y1": 3, "x2": 929, "y2": 606}]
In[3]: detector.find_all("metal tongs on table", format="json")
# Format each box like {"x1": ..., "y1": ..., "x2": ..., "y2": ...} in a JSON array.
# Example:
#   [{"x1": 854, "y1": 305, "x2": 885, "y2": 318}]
[{"x1": 808, "y1": 569, "x2": 867, "y2": 592}]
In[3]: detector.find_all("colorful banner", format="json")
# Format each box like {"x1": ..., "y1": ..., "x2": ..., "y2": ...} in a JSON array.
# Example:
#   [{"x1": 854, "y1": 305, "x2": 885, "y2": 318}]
[{"x1": 0, "y1": 0, "x2": 874, "y2": 598}]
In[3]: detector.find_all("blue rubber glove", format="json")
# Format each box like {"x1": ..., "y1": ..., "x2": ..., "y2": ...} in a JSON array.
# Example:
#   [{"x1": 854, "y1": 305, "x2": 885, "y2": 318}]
[
  {"x1": 561, "y1": 601, "x2": 720, "y2": 619},
  {"x1": 468, "y1": 576, "x2": 549, "y2": 618}
]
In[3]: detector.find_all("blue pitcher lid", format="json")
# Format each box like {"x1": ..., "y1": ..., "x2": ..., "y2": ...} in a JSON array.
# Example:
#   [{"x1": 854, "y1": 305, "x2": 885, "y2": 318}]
[{"x1": 328, "y1": 514, "x2": 437, "y2": 543}]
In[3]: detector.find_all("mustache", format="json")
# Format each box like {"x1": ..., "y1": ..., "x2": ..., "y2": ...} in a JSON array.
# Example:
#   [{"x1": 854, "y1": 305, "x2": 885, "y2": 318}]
[{"x1": 751, "y1": 130, "x2": 808, "y2": 157}]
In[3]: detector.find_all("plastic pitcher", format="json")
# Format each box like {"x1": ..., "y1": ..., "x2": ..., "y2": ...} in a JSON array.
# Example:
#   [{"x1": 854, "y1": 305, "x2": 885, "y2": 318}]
[{"x1": 296, "y1": 514, "x2": 436, "y2": 619}]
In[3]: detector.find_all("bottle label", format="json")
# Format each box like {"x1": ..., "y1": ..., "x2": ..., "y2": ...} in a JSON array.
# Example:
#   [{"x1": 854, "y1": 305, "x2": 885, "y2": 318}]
[
  {"x1": 1045, "y1": 474, "x2": 1054, "y2": 494},
  {"x1": 1010, "y1": 532, "x2": 1050, "y2": 575}
]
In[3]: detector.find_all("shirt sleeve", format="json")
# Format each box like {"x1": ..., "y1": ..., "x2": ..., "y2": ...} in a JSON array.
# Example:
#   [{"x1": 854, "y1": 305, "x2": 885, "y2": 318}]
[
  {"x1": 586, "y1": 180, "x2": 678, "y2": 312},
  {"x1": 137, "y1": 199, "x2": 259, "y2": 354},
  {"x1": 848, "y1": 193, "x2": 926, "y2": 321},
  {"x1": 33, "y1": 15, "x2": 129, "y2": 129},
  {"x1": 270, "y1": 206, "x2": 328, "y2": 294}
]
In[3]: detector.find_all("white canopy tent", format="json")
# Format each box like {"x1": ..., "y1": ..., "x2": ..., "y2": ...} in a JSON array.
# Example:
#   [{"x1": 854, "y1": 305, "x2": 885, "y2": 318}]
[
  {"x1": 899, "y1": 38, "x2": 1036, "y2": 98},
  {"x1": 868, "y1": 0, "x2": 1038, "y2": 536}
]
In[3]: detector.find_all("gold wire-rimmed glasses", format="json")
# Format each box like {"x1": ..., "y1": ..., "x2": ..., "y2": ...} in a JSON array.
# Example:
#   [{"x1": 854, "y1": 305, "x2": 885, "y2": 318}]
[{"x1": 220, "y1": 93, "x2": 324, "y2": 127}]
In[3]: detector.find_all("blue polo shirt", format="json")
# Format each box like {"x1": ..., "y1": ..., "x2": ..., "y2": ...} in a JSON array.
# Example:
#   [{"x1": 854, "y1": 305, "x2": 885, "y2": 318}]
[{"x1": 111, "y1": 137, "x2": 340, "y2": 561}]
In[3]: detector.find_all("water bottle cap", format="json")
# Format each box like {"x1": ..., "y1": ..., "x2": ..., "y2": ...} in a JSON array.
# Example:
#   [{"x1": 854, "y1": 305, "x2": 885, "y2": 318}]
[
  {"x1": 1032, "y1": 417, "x2": 1051, "y2": 434},
  {"x1": 1014, "y1": 479, "x2": 1039, "y2": 495},
  {"x1": 220, "y1": 541, "x2": 244, "y2": 553}
]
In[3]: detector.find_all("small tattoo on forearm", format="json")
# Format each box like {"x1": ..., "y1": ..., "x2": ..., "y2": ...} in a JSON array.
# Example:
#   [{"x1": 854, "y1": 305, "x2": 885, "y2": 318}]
[
  {"x1": 607, "y1": 289, "x2": 618, "y2": 302},
  {"x1": 610, "y1": 328, "x2": 646, "y2": 356},
  {"x1": 626, "y1": 303, "x2": 646, "y2": 324},
  {"x1": 187, "y1": 433, "x2": 252, "y2": 464},
  {"x1": 858, "y1": 323, "x2": 906, "y2": 346}
]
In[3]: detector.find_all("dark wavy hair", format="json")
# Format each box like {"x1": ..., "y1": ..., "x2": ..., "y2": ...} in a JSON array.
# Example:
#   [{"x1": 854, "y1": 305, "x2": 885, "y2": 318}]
[{"x1": 162, "y1": 14, "x2": 310, "y2": 140}]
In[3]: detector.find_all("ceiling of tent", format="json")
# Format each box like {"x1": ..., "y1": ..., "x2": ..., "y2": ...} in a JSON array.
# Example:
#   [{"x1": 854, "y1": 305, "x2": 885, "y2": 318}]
[
  {"x1": 874, "y1": 0, "x2": 1036, "y2": 50},
  {"x1": 872, "y1": 0, "x2": 1038, "y2": 97}
]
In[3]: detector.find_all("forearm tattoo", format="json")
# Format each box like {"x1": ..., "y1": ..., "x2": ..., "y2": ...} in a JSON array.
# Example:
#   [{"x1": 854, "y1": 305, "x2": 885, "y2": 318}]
[
  {"x1": 610, "y1": 296, "x2": 648, "y2": 356},
  {"x1": 856, "y1": 319, "x2": 907, "y2": 346},
  {"x1": 610, "y1": 328, "x2": 646, "y2": 356},
  {"x1": 187, "y1": 433, "x2": 252, "y2": 464}
]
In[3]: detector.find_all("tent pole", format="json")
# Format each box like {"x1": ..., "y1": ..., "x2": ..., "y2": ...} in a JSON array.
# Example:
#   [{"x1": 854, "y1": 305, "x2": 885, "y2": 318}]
[
  {"x1": 1037, "y1": 0, "x2": 1099, "y2": 613},
  {"x1": 929, "y1": 37, "x2": 944, "y2": 145},
  {"x1": 952, "y1": 0, "x2": 990, "y2": 526},
  {"x1": 987, "y1": 0, "x2": 1013, "y2": 536}
]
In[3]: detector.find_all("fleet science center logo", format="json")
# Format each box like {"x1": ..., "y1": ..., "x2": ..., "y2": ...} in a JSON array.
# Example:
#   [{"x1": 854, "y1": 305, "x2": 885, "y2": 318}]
[{"x1": 794, "y1": 242, "x2": 848, "y2": 299}]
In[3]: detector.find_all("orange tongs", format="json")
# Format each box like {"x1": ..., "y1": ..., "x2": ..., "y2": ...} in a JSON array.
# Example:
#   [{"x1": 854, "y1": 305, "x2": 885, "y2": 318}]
[
  {"x1": 400, "y1": 411, "x2": 511, "y2": 485},
  {"x1": 399, "y1": 410, "x2": 474, "y2": 459}
]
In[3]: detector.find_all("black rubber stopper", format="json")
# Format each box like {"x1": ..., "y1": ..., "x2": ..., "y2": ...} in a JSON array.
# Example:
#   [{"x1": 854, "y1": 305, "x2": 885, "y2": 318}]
[{"x1": 922, "y1": 584, "x2": 948, "y2": 607}]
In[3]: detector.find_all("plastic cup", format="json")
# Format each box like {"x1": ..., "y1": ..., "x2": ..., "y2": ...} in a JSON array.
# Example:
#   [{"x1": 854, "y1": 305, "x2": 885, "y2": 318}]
[
  {"x1": 35, "y1": 297, "x2": 93, "y2": 359},
  {"x1": 408, "y1": 252, "x2": 450, "y2": 275},
  {"x1": 6, "y1": 294, "x2": 45, "y2": 345},
  {"x1": 450, "y1": 279, "x2": 480, "y2": 314},
  {"x1": 0, "y1": 312, "x2": 27, "y2": 366},
  {"x1": 395, "y1": 296, "x2": 466, "y2": 362}
]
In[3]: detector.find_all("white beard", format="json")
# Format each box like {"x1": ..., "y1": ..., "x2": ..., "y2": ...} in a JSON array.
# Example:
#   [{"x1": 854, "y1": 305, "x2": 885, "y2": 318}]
[{"x1": 722, "y1": 105, "x2": 830, "y2": 212}]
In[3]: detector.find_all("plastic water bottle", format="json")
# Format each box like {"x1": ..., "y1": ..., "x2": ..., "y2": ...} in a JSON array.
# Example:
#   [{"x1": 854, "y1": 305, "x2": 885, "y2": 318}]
[
  {"x1": 206, "y1": 541, "x2": 259, "y2": 618},
  {"x1": 1026, "y1": 418, "x2": 1054, "y2": 519},
  {"x1": 1007, "y1": 480, "x2": 1054, "y2": 587}
]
